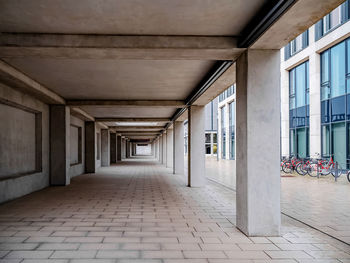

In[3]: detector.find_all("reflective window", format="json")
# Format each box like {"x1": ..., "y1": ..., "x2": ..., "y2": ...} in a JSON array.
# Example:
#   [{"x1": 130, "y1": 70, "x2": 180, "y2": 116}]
[{"x1": 330, "y1": 42, "x2": 346, "y2": 98}]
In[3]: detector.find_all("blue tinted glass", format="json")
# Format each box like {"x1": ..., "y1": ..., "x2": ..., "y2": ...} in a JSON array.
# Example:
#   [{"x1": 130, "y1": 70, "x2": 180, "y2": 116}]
[
  {"x1": 347, "y1": 40, "x2": 350, "y2": 74},
  {"x1": 321, "y1": 51, "x2": 329, "y2": 84},
  {"x1": 321, "y1": 100, "x2": 330, "y2": 123},
  {"x1": 306, "y1": 106, "x2": 310, "y2": 127},
  {"x1": 331, "y1": 95, "x2": 346, "y2": 122},
  {"x1": 290, "y1": 109, "x2": 296, "y2": 128},
  {"x1": 296, "y1": 106, "x2": 306, "y2": 127},
  {"x1": 296, "y1": 63, "x2": 306, "y2": 107},
  {"x1": 347, "y1": 94, "x2": 350, "y2": 120},
  {"x1": 306, "y1": 61, "x2": 309, "y2": 105},
  {"x1": 330, "y1": 42, "x2": 346, "y2": 98}
]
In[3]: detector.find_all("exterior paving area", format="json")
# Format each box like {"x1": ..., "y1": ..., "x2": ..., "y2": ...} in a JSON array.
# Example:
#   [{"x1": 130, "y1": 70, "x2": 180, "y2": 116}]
[{"x1": 0, "y1": 160, "x2": 349, "y2": 262}]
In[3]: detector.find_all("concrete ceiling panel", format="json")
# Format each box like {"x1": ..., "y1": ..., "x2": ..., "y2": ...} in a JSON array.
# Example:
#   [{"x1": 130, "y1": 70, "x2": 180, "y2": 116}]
[{"x1": 0, "y1": 0, "x2": 267, "y2": 36}]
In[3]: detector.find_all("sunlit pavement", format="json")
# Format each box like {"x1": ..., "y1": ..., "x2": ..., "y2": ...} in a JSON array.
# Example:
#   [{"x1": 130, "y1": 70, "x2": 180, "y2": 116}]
[{"x1": 205, "y1": 156, "x2": 350, "y2": 245}]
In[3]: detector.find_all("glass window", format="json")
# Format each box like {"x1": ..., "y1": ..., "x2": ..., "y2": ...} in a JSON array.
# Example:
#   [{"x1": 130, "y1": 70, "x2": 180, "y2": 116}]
[
  {"x1": 321, "y1": 100, "x2": 330, "y2": 123},
  {"x1": 331, "y1": 96, "x2": 346, "y2": 122},
  {"x1": 322, "y1": 125, "x2": 330, "y2": 156},
  {"x1": 330, "y1": 42, "x2": 346, "y2": 98},
  {"x1": 330, "y1": 5, "x2": 342, "y2": 29},
  {"x1": 297, "y1": 128, "x2": 307, "y2": 158},
  {"x1": 321, "y1": 51, "x2": 330, "y2": 84},
  {"x1": 332, "y1": 122, "x2": 346, "y2": 166},
  {"x1": 213, "y1": 134, "x2": 217, "y2": 143},
  {"x1": 296, "y1": 63, "x2": 306, "y2": 107},
  {"x1": 347, "y1": 40, "x2": 350, "y2": 75},
  {"x1": 205, "y1": 134, "x2": 211, "y2": 143},
  {"x1": 290, "y1": 129, "x2": 296, "y2": 157},
  {"x1": 205, "y1": 145, "x2": 211, "y2": 154}
]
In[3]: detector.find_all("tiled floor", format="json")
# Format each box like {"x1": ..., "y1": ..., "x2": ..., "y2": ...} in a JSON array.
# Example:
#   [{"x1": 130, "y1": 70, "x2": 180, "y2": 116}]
[{"x1": 0, "y1": 160, "x2": 349, "y2": 262}]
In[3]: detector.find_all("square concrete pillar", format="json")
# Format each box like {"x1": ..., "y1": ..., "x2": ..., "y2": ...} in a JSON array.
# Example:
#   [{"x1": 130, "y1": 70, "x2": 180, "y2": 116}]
[
  {"x1": 173, "y1": 121, "x2": 184, "y2": 175},
  {"x1": 110, "y1": 133, "x2": 117, "y2": 163},
  {"x1": 117, "y1": 135, "x2": 122, "y2": 161},
  {"x1": 166, "y1": 128, "x2": 173, "y2": 168},
  {"x1": 126, "y1": 140, "x2": 130, "y2": 158},
  {"x1": 85, "y1": 121, "x2": 96, "y2": 173},
  {"x1": 159, "y1": 135, "x2": 163, "y2": 163},
  {"x1": 236, "y1": 49, "x2": 281, "y2": 236},
  {"x1": 162, "y1": 133, "x2": 167, "y2": 165},
  {"x1": 188, "y1": 105, "x2": 205, "y2": 187},
  {"x1": 121, "y1": 138, "x2": 126, "y2": 159},
  {"x1": 50, "y1": 105, "x2": 70, "y2": 186},
  {"x1": 101, "y1": 129, "x2": 110, "y2": 166}
]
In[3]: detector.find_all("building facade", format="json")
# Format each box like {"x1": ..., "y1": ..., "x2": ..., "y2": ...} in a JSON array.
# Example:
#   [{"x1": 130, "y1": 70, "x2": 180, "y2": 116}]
[
  {"x1": 217, "y1": 85, "x2": 236, "y2": 160},
  {"x1": 281, "y1": 0, "x2": 350, "y2": 169}
]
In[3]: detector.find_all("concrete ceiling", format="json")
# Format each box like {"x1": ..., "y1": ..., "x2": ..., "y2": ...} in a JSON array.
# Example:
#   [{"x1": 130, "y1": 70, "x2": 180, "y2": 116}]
[
  {"x1": 0, "y1": 0, "x2": 267, "y2": 36},
  {"x1": 80, "y1": 106, "x2": 177, "y2": 118},
  {"x1": 0, "y1": 0, "x2": 344, "y2": 141},
  {"x1": 4, "y1": 58, "x2": 214, "y2": 100}
]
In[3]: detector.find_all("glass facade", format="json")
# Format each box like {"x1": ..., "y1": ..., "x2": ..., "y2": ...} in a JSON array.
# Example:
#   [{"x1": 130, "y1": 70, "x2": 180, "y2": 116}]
[
  {"x1": 321, "y1": 37, "x2": 350, "y2": 168},
  {"x1": 221, "y1": 106, "x2": 226, "y2": 159},
  {"x1": 285, "y1": 30, "x2": 309, "y2": 60},
  {"x1": 229, "y1": 101, "x2": 235, "y2": 160},
  {"x1": 219, "y1": 85, "x2": 235, "y2": 102},
  {"x1": 315, "y1": 0, "x2": 350, "y2": 41},
  {"x1": 289, "y1": 61, "x2": 310, "y2": 158}
]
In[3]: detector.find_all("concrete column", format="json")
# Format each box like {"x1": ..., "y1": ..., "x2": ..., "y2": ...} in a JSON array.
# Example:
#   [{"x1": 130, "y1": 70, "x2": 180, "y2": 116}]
[
  {"x1": 101, "y1": 129, "x2": 110, "y2": 166},
  {"x1": 188, "y1": 105, "x2": 205, "y2": 187},
  {"x1": 50, "y1": 105, "x2": 70, "y2": 185},
  {"x1": 159, "y1": 135, "x2": 163, "y2": 163},
  {"x1": 85, "y1": 121, "x2": 96, "y2": 173},
  {"x1": 121, "y1": 138, "x2": 125, "y2": 159},
  {"x1": 126, "y1": 140, "x2": 130, "y2": 158},
  {"x1": 162, "y1": 133, "x2": 167, "y2": 164},
  {"x1": 117, "y1": 135, "x2": 122, "y2": 161},
  {"x1": 166, "y1": 128, "x2": 173, "y2": 168},
  {"x1": 281, "y1": 62, "x2": 290, "y2": 157},
  {"x1": 236, "y1": 49, "x2": 280, "y2": 236},
  {"x1": 173, "y1": 121, "x2": 184, "y2": 174},
  {"x1": 110, "y1": 133, "x2": 116, "y2": 163},
  {"x1": 309, "y1": 52, "x2": 321, "y2": 157}
]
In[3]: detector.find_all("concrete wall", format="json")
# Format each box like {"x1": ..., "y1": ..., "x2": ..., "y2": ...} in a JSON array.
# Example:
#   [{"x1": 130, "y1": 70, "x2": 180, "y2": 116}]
[
  {"x1": 69, "y1": 115, "x2": 85, "y2": 178},
  {"x1": 0, "y1": 83, "x2": 49, "y2": 203}
]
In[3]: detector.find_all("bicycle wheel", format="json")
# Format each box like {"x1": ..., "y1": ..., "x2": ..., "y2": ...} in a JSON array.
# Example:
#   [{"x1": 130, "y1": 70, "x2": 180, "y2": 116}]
[
  {"x1": 347, "y1": 171, "x2": 350, "y2": 182},
  {"x1": 296, "y1": 163, "x2": 307, "y2": 176},
  {"x1": 307, "y1": 163, "x2": 318, "y2": 177},
  {"x1": 282, "y1": 162, "x2": 292, "y2": 174},
  {"x1": 319, "y1": 160, "x2": 330, "y2": 175},
  {"x1": 331, "y1": 163, "x2": 342, "y2": 177}
]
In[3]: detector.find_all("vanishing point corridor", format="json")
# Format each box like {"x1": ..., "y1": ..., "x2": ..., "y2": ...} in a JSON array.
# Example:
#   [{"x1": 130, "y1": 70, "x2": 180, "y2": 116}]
[{"x1": 0, "y1": 160, "x2": 349, "y2": 262}]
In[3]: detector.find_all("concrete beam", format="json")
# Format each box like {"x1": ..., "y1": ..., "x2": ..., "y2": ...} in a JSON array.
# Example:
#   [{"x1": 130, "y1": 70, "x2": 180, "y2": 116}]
[
  {"x1": 96, "y1": 118, "x2": 170, "y2": 122},
  {"x1": 108, "y1": 126, "x2": 165, "y2": 130},
  {"x1": 70, "y1": 107, "x2": 95, "y2": 121},
  {"x1": 252, "y1": 0, "x2": 344, "y2": 49},
  {"x1": 0, "y1": 34, "x2": 243, "y2": 60},
  {"x1": 67, "y1": 100, "x2": 185, "y2": 107},
  {"x1": 0, "y1": 59, "x2": 65, "y2": 104},
  {"x1": 114, "y1": 131, "x2": 162, "y2": 134}
]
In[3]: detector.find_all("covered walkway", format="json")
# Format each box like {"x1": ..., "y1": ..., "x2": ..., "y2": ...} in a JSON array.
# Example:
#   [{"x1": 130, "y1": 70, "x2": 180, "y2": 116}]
[{"x1": 0, "y1": 160, "x2": 349, "y2": 262}]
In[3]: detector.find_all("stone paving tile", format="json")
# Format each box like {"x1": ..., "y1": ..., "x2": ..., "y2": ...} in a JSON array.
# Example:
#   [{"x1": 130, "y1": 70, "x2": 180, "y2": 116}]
[{"x1": 0, "y1": 160, "x2": 349, "y2": 262}]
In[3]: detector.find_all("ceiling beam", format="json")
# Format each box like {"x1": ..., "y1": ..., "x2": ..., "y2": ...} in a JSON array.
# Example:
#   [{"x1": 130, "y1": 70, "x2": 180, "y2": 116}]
[
  {"x1": 0, "y1": 59, "x2": 65, "y2": 104},
  {"x1": 108, "y1": 126, "x2": 164, "y2": 130},
  {"x1": 70, "y1": 107, "x2": 94, "y2": 121},
  {"x1": 114, "y1": 131, "x2": 161, "y2": 134},
  {"x1": 95, "y1": 118, "x2": 170, "y2": 122},
  {"x1": 0, "y1": 34, "x2": 243, "y2": 60},
  {"x1": 67, "y1": 100, "x2": 185, "y2": 107},
  {"x1": 166, "y1": 60, "x2": 233, "y2": 128}
]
